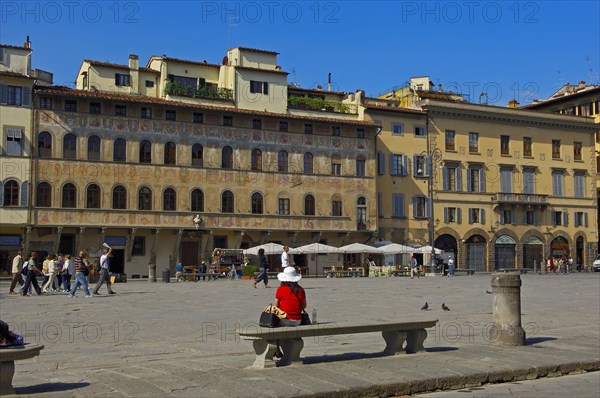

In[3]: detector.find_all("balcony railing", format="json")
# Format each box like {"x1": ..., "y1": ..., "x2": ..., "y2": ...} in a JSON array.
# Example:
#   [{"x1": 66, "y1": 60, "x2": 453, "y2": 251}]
[
  {"x1": 492, "y1": 193, "x2": 548, "y2": 206},
  {"x1": 164, "y1": 82, "x2": 233, "y2": 101}
]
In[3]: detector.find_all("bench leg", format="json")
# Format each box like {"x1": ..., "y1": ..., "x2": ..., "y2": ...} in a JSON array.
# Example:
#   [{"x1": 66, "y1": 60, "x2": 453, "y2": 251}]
[
  {"x1": 278, "y1": 338, "x2": 304, "y2": 366},
  {"x1": 0, "y1": 360, "x2": 16, "y2": 395},
  {"x1": 251, "y1": 339, "x2": 278, "y2": 368},
  {"x1": 405, "y1": 328, "x2": 428, "y2": 353},
  {"x1": 382, "y1": 331, "x2": 407, "y2": 355}
]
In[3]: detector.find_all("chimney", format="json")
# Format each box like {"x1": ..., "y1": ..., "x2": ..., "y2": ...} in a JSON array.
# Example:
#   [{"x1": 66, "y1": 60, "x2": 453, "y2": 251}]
[
  {"x1": 578, "y1": 80, "x2": 586, "y2": 89},
  {"x1": 508, "y1": 99, "x2": 520, "y2": 109},
  {"x1": 129, "y1": 54, "x2": 139, "y2": 70},
  {"x1": 24, "y1": 36, "x2": 31, "y2": 49}
]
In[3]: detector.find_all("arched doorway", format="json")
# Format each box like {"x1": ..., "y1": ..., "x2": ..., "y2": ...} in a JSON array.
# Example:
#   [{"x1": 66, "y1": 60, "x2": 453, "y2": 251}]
[
  {"x1": 495, "y1": 235, "x2": 516, "y2": 270},
  {"x1": 550, "y1": 236, "x2": 569, "y2": 259},
  {"x1": 435, "y1": 234, "x2": 458, "y2": 274},
  {"x1": 466, "y1": 235, "x2": 486, "y2": 272},
  {"x1": 522, "y1": 235, "x2": 543, "y2": 269},
  {"x1": 576, "y1": 236, "x2": 584, "y2": 267}
]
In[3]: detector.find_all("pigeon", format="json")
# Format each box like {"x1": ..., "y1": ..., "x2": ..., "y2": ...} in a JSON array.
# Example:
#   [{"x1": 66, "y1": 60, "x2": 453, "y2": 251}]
[
  {"x1": 486, "y1": 290, "x2": 492, "y2": 294},
  {"x1": 442, "y1": 303, "x2": 450, "y2": 311},
  {"x1": 421, "y1": 302, "x2": 429, "y2": 311}
]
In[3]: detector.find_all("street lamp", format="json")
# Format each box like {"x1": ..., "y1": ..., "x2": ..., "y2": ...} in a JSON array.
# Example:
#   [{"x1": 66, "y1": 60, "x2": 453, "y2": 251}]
[{"x1": 419, "y1": 148, "x2": 442, "y2": 275}]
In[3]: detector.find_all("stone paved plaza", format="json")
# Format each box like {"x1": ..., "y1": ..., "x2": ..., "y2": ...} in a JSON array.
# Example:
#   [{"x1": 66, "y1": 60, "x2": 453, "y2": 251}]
[{"x1": 1, "y1": 272, "x2": 599, "y2": 397}]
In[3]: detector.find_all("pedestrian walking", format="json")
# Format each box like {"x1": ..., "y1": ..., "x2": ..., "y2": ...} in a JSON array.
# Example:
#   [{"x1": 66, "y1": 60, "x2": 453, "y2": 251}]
[
  {"x1": 69, "y1": 251, "x2": 92, "y2": 298},
  {"x1": 9, "y1": 250, "x2": 25, "y2": 295},
  {"x1": 21, "y1": 251, "x2": 44, "y2": 296},
  {"x1": 447, "y1": 256, "x2": 455, "y2": 277},
  {"x1": 42, "y1": 254, "x2": 59, "y2": 292},
  {"x1": 62, "y1": 254, "x2": 74, "y2": 292},
  {"x1": 93, "y1": 244, "x2": 115, "y2": 295},
  {"x1": 409, "y1": 255, "x2": 420, "y2": 279},
  {"x1": 253, "y1": 248, "x2": 270, "y2": 288}
]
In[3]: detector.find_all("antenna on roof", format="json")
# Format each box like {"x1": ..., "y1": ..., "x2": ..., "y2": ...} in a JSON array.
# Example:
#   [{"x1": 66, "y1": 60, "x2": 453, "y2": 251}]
[{"x1": 228, "y1": 16, "x2": 239, "y2": 49}]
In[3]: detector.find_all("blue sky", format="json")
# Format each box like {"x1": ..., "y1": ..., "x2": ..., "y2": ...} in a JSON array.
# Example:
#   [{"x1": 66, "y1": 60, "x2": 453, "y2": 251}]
[{"x1": 1, "y1": 0, "x2": 598, "y2": 105}]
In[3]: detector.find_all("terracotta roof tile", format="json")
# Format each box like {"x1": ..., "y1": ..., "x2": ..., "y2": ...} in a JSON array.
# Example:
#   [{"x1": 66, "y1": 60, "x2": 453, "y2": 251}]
[
  {"x1": 84, "y1": 60, "x2": 130, "y2": 70},
  {"x1": 34, "y1": 86, "x2": 379, "y2": 127},
  {"x1": 148, "y1": 56, "x2": 221, "y2": 68},
  {"x1": 288, "y1": 86, "x2": 347, "y2": 96},
  {"x1": 0, "y1": 71, "x2": 35, "y2": 80},
  {"x1": 363, "y1": 104, "x2": 425, "y2": 115},
  {"x1": 233, "y1": 47, "x2": 279, "y2": 55},
  {"x1": 0, "y1": 44, "x2": 31, "y2": 51}
]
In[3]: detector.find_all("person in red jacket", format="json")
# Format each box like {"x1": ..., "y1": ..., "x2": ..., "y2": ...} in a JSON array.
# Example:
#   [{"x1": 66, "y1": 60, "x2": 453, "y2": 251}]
[{"x1": 274, "y1": 267, "x2": 306, "y2": 326}]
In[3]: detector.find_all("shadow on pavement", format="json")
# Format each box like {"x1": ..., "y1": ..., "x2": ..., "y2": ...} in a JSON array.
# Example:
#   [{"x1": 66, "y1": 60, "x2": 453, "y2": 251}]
[
  {"x1": 425, "y1": 346, "x2": 460, "y2": 352},
  {"x1": 526, "y1": 336, "x2": 558, "y2": 345},
  {"x1": 16, "y1": 382, "x2": 90, "y2": 394}
]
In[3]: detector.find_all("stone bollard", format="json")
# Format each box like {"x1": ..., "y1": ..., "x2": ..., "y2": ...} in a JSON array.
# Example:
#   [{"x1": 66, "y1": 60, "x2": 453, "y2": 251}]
[
  {"x1": 542, "y1": 260, "x2": 547, "y2": 275},
  {"x1": 533, "y1": 260, "x2": 537, "y2": 274},
  {"x1": 148, "y1": 264, "x2": 156, "y2": 283},
  {"x1": 489, "y1": 273, "x2": 526, "y2": 346}
]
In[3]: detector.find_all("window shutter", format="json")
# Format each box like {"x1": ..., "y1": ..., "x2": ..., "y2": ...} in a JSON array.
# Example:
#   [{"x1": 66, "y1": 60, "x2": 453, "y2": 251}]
[
  {"x1": 413, "y1": 155, "x2": 418, "y2": 176},
  {"x1": 468, "y1": 208, "x2": 473, "y2": 224},
  {"x1": 456, "y1": 167, "x2": 462, "y2": 191},
  {"x1": 22, "y1": 86, "x2": 31, "y2": 107},
  {"x1": 412, "y1": 196, "x2": 417, "y2": 218},
  {"x1": 533, "y1": 211, "x2": 538, "y2": 226},
  {"x1": 522, "y1": 210, "x2": 527, "y2": 224},
  {"x1": 558, "y1": 174, "x2": 564, "y2": 196},
  {"x1": 20, "y1": 181, "x2": 28, "y2": 207},
  {"x1": 263, "y1": 82, "x2": 269, "y2": 95},
  {"x1": 563, "y1": 212, "x2": 568, "y2": 226},
  {"x1": 398, "y1": 194, "x2": 405, "y2": 217},
  {"x1": 584, "y1": 212, "x2": 589, "y2": 227},
  {"x1": 0, "y1": 84, "x2": 7, "y2": 104},
  {"x1": 389, "y1": 155, "x2": 394, "y2": 175},
  {"x1": 0, "y1": 181, "x2": 3, "y2": 207},
  {"x1": 457, "y1": 208, "x2": 462, "y2": 224},
  {"x1": 480, "y1": 168, "x2": 486, "y2": 192},
  {"x1": 575, "y1": 212, "x2": 580, "y2": 227},
  {"x1": 443, "y1": 207, "x2": 448, "y2": 223},
  {"x1": 377, "y1": 152, "x2": 385, "y2": 175},
  {"x1": 402, "y1": 155, "x2": 408, "y2": 176},
  {"x1": 499, "y1": 211, "x2": 505, "y2": 225},
  {"x1": 115, "y1": 74, "x2": 120, "y2": 86},
  {"x1": 511, "y1": 211, "x2": 516, "y2": 224},
  {"x1": 442, "y1": 167, "x2": 448, "y2": 190},
  {"x1": 466, "y1": 167, "x2": 472, "y2": 192},
  {"x1": 480, "y1": 209, "x2": 486, "y2": 225},
  {"x1": 425, "y1": 197, "x2": 431, "y2": 218},
  {"x1": 425, "y1": 156, "x2": 432, "y2": 177},
  {"x1": 552, "y1": 212, "x2": 557, "y2": 226},
  {"x1": 377, "y1": 192, "x2": 382, "y2": 217}
]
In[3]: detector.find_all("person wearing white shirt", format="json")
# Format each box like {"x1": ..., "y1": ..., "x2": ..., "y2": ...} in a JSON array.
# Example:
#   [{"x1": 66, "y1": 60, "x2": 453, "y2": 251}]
[
  {"x1": 62, "y1": 254, "x2": 74, "y2": 292},
  {"x1": 93, "y1": 245, "x2": 116, "y2": 295},
  {"x1": 281, "y1": 245, "x2": 291, "y2": 268},
  {"x1": 42, "y1": 254, "x2": 59, "y2": 292}
]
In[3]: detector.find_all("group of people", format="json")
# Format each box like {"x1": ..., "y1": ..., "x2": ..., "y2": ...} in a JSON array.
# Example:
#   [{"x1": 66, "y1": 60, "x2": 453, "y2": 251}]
[
  {"x1": 408, "y1": 254, "x2": 454, "y2": 278},
  {"x1": 9, "y1": 244, "x2": 116, "y2": 298},
  {"x1": 545, "y1": 256, "x2": 577, "y2": 273}
]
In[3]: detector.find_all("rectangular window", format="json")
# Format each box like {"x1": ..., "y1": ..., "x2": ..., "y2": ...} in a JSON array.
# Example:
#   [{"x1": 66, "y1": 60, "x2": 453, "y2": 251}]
[
  {"x1": 7, "y1": 86, "x2": 22, "y2": 105},
  {"x1": 193, "y1": 112, "x2": 203, "y2": 123},
  {"x1": 413, "y1": 196, "x2": 429, "y2": 218},
  {"x1": 115, "y1": 73, "x2": 131, "y2": 86},
  {"x1": 468, "y1": 208, "x2": 485, "y2": 224},
  {"x1": 523, "y1": 137, "x2": 532, "y2": 157},
  {"x1": 524, "y1": 210, "x2": 536, "y2": 225},
  {"x1": 5, "y1": 128, "x2": 23, "y2": 156},
  {"x1": 115, "y1": 104, "x2": 127, "y2": 116},
  {"x1": 356, "y1": 128, "x2": 365, "y2": 138},
  {"x1": 279, "y1": 121, "x2": 288, "y2": 132},
  {"x1": 500, "y1": 135, "x2": 510, "y2": 155},
  {"x1": 304, "y1": 124, "x2": 313, "y2": 134},
  {"x1": 552, "y1": 139, "x2": 561, "y2": 159},
  {"x1": 171, "y1": 75, "x2": 197, "y2": 88},
  {"x1": 469, "y1": 132, "x2": 479, "y2": 153},
  {"x1": 574, "y1": 141, "x2": 582, "y2": 161},
  {"x1": 552, "y1": 170, "x2": 564, "y2": 196},
  {"x1": 390, "y1": 154, "x2": 405, "y2": 176},
  {"x1": 414, "y1": 155, "x2": 428, "y2": 177},
  {"x1": 223, "y1": 115, "x2": 233, "y2": 126},
  {"x1": 65, "y1": 100, "x2": 77, "y2": 112},
  {"x1": 414, "y1": 126, "x2": 425, "y2": 137},
  {"x1": 145, "y1": 80, "x2": 154, "y2": 88},
  {"x1": 501, "y1": 168, "x2": 513, "y2": 193},
  {"x1": 356, "y1": 158, "x2": 365, "y2": 177},
  {"x1": 141, "y1": 107, "x2": 152, "y2": 119},
  {"x1": 501, "y1": 209, "x2": 514, "y2": 225},
  {"x1": 443, "y1": 165, "x2": 462, "y2": 191},
  {"x1": 132, "y1": 236, "x2": 145, "y2": 256},
  {"x1": 445, "y1": 130, "x2": 455, "y2": 151},
  {"x1": 89, "y1": 102, "x2": 101, "y2": 114},
  {"x1": 39, "y1": 97, "x2": 52, "y2": 109},
  {"x1": 392, "y1": 193, "x2": 405, "y2": 217},
  {"x1": 444, "y1": 207, "x2": 460, "y2": 223},
  {"x1": 250, "y1": 80, "x2": 268, "y2": 94},
  {"x1": 574, "y1": 172, "x2": 585, "y2": 198},
  {"x1": 332, "y1": 126, "x2": 340, "y2": 136},
  {"x1": 553, "y1": 211, "x2": 566, "y2": 226},
  {"x1": 252, "y1": 118, "x2": 262, "y2": 129},
  {"x1": 166, "y1": 110, "x2": 176, "y2": 121},
  {"x1": 574, "y1": 211, "x2": 588, "y2": 227},
  {"x1": 523, "y1": 168, "x2": 535, "y2": 194},
  {"x1": 392, "y1": 123, "x2": 404, "y2": 135},
  {"x1": 467, "y1": 167, "x2": 484, "y2": 192},
  {"x1": 278, "y1": 198, "x2": 290, "y2": 215}
]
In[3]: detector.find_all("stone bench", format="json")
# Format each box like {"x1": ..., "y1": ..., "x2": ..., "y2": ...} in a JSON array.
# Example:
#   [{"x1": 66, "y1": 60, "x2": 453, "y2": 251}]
[
  {"x1": 324, "y1": 270, "x2": 361, "y2": 278},
  {"x1": 0, "y1": 343, "x2": 44, "y2": 394},
  {"x1": 177, "y1": 273, "x2": 220, "y2": 281},
  {"x1": 455, "y1": 268, "x2": 476, "y2": 275},
  {"x1": 239, "y1": 320, "x2": 437, "y2": 368},
  {"x1": 498, "y1": 268, "x2": 527, "y2": 274}
]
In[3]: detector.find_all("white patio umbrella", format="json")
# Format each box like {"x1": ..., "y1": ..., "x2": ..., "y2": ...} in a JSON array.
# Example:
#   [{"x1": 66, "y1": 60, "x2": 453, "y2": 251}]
[
  {"x1": 243, "y1": 242, "x2": 284, "y2": 256},
  {"x1": 288, "y1": 243, "x2": 339, "y2": 254},
  {"x1": 411, "y1": 245, "x2": 442, "y2": 254},
  {"x1": 338, "y1": 243, "x2": 383, "y2": 254},
  {"x1": 379, "y1": 243, "x2": 414, "y2": 254}
]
